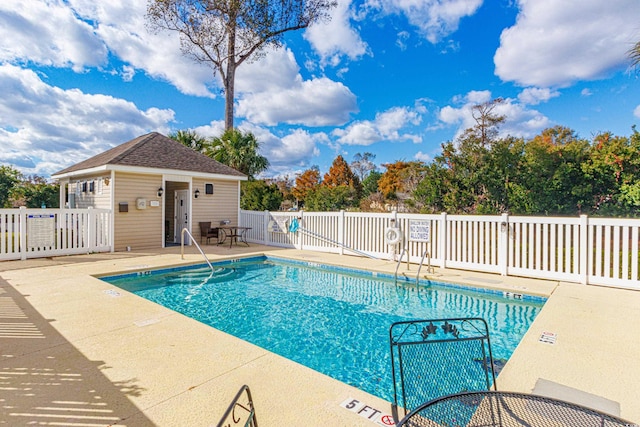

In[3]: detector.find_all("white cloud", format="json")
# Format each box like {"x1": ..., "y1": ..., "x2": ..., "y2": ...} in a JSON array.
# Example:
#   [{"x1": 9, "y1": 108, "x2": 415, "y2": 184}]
[
  {"x1": 363, "y1": 0, "x2": 483, "y2": 43},
  {"x1": 236, "y1": 47, "x2": 301, "y2": 94},
  {"x1": 83, "y1": 1, "x2": 216, "y2": 97},
  {"x1": 267, "y1": 129, "x2": 325, "y2": 167},
  {"x1": 333, "y1": 106, "x2": 422, "y2": 146},
  {"x1": 494, "y1": 0, "x2": 640, "y2": 87},
  {"x1": 193, "y1": 121, "x2": 325, "y2": 171},
  {"x1": 121, "y1": 65, "x2": 136, "y2": 82},
  {"x1": 0, "y1": 0, "x2": 107, "y2": 71},
  {"x1": 304, "y1": 0, "x2": 369, "y2": 64},
  {"x1": 396, "y1": 31, "x2": 410, "y2": 51},
  {"x1": 581, "y1": 88, "x2": 593, "y2": 97},
  {"x1": 415, "y1": 151, "x2": 431, "y2": 162},
  {"x1": 1, "y1": 1, "x2": 360, "y2": 127},
  {"x1": 438, "y1": 90, "x2": 552, "y2": 140},
  {"x1": 634, "y1": 105, "x2": 640, "y2": 119},
  {"x1": 236, "y1": 48, "x2": 358, "y2": 126},
  {"x1": 0, "y1": 0, "x2": 216, "y2": 96},
  {"x1": 193, "y1": 120, "x2": 226, "y2": 138},
  {"x1": 0, "y1": 65, "x2": 174, "y2": 176},
  {"x1": 517, "y1": 87, "x2": 560, "y2": 105}
]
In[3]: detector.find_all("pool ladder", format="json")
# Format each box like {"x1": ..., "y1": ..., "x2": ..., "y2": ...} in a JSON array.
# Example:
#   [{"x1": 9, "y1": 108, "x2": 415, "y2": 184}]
[
  {"x1": 180, "y1": 227, "x2": 215, "y2": 273},
  {"x1": 394, "y1": 249, "x2": 434, "y2": 286}
]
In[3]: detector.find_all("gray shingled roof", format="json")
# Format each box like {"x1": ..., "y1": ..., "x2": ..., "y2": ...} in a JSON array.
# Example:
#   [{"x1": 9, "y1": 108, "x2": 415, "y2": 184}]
[{"x1": 52, "y1": 132, "x2": 246, "y2": 178}]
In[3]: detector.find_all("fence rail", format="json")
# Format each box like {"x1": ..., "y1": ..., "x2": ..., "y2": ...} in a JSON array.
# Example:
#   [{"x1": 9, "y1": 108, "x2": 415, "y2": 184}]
[
  {"x1": 0, "y1": 207, "x2": 112, "y2": 260},
  {"x1": 240, "y1": 210, "x2": 640, "y2": 290}
]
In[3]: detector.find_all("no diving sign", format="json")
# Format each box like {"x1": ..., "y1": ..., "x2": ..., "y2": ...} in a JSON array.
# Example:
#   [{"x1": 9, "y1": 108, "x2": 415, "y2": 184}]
[{"x1": 340, "y1": 398, "x2": 396, "y2": 426}]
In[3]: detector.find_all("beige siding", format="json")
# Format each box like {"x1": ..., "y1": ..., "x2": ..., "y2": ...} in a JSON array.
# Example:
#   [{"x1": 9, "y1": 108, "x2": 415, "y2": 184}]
[
  {"x1": 114, "y1": 172, "x2": 163, "y2": 251},
  {"x1": 69, "y1": 176, "x2": 111, "y2": 209},
  {"x1": 192, "y1": 179, "x2": 239, "y2": 236}
]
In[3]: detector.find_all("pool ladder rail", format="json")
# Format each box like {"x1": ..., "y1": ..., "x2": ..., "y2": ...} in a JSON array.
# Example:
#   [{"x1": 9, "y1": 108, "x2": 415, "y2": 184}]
[
  {"x1": 394, "y1": 249, "x2": 434, "y2": 286},
  {"x1": 180, "y1": 227, "x2": 215, "y2": 272}
]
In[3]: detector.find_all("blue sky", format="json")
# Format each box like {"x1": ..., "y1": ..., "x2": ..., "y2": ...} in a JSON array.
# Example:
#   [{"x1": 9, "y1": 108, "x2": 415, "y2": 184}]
[{"x1": 1, "y1": 0, "x2": 639, "y2": 180}]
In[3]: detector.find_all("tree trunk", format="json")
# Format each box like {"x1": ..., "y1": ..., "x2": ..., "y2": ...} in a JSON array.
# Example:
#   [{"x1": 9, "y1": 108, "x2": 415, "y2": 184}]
[
  {"x1": 225, "y1": 64, "x2": 235, "y2": 130},
  {"x1": 225, "y1": 12, "x2": 237, "y2": 131}
]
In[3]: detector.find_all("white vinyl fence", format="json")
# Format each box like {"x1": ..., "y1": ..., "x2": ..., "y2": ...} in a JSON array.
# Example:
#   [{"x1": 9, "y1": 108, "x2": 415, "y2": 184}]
[
  {"x1": 0, "y1": 207, "x2": 112, "y2": 260},
  {"x1": 240, "y1": 210, "x2": 640, "y2": 290}
]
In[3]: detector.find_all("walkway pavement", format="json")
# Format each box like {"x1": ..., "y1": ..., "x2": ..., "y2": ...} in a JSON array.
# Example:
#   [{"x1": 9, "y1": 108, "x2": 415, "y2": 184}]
[{"x1": 1, "y1": 245, "x2": 639, "y2": 425}]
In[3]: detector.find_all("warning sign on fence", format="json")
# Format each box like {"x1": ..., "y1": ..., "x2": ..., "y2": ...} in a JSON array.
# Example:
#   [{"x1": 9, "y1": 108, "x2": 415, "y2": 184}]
[
  {"x1": 268, "y1": 216, "x2": 289, "y2": 233},
  {"x1": 27, "y1": 214, "x2": 55, "y2": 250},
  {"x1": 409, "y1": 220, "x2": 430, "y2": 243}
]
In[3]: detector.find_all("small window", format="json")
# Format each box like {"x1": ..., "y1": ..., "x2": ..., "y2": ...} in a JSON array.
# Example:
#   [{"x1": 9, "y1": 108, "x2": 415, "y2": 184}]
[
  {"x1": 89, "y1": 181, "x2": 95, "y2": 193},
  {"x1": 82, "y1": 181, "x2": 87, "y2": 193},
  {"x1": 205, "y1": 183, "x2": 214, "y2": 194}
]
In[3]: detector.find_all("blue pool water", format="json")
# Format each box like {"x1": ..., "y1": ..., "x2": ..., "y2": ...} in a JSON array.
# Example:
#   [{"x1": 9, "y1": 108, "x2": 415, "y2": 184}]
[{"x1": 102, "y1": 256, "x2": 545, "y2": 402}]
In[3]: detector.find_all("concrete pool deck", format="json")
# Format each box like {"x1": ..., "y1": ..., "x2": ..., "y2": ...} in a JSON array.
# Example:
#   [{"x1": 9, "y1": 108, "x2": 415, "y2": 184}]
[{"x1": 1, "y1": 245, "x2": 639, "y2": 426}]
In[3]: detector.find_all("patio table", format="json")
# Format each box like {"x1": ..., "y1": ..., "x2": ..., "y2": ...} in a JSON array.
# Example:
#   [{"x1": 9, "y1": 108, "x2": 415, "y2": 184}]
[{"x1": 217, "y1": 226, "x2": 252, "y2": 248}]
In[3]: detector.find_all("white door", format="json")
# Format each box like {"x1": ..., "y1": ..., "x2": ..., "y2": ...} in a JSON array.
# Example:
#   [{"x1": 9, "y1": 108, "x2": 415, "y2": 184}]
[{"x1": 174, "y1": 189, "x2": 190, "y2": 242}]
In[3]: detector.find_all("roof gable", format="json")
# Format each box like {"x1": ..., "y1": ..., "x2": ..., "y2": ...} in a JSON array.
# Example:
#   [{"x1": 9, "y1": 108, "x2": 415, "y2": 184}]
[{"x1": 52, "y1": 132, "x2": 246, "y2": 178}]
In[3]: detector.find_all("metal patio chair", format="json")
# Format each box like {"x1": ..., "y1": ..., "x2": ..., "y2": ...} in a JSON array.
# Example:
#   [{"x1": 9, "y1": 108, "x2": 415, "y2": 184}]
[
  {"x1": 396, "y1": 390, "x2": 632, "y2": 427},
  {"x1": 215, "y1": 385, "x2": 258, "y2": 427},
  {"x1": 389, "y1": 317, "x2": 498, "y2": 422}
]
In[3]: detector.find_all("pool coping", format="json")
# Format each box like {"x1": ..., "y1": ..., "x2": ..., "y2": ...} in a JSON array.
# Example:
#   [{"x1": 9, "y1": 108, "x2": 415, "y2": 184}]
[
  {"x1": 1, "y1": 246, "x2": 639, "y2": 425},
  {"x1": 100, "y1": 254, "x2": 548, "y2": 304}
]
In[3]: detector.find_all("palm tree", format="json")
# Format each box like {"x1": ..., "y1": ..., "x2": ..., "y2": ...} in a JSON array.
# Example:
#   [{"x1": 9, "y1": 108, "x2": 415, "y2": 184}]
[
  {"x1": 169, "y1": 129, "x2": 208, "y2": 152},
  {"x1": 205, "y1": 129, "x2": 269, "y2": 179},
  {"x1": 629, "y1": 41, "x2": 640, "y2": 71}
]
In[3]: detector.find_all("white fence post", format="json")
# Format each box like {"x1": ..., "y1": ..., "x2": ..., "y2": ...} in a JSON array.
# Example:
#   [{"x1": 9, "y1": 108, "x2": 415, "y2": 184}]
[
  {"x1": 440, "y1": 212, "x2": 447, "y2": 269},
  {"x1": 580, "y1": 214, "x2": 589, "y2": 285},
  {"x1": 297, "y1": 210, "x2": 304, "y2": 250},
  {"x1": 19, "y1": 206, "x2": 27, "y2": 260},
  {"x1": 88, "y1": 207, "x2": 95, "y2": 253},
  {"x1": 499, "y1": 213, "x2": 509, "y2": 276},
  {"x1": 263, "y1": 210, "x2": 269, "y2": 246},
  {"x1": 338, "y1": 210, "x2": 345, "y2": 256}
]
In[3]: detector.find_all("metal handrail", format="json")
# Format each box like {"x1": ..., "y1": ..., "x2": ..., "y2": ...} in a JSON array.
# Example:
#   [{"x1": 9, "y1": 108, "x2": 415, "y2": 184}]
[
  {"x1": 296, "y1": 226, "x2": 379, "y2": 259},
  {"x1": 180, "y1": 227, "x2": 214, "y2": 272},
  {"x1": 415, "y1": 250, "x2": 433, "y2": 286},
  {"x1": 394, "y1": 248, "x2": 407, "y2": 285}
]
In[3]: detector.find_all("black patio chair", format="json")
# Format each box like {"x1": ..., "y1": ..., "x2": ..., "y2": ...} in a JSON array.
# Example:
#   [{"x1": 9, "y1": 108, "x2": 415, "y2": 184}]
[
  {"x1": 215, "y1": 385, "x2": 258, "y2": 427},
  {"x1": 396, "y1": 390, "x2": 631, "y2": 427},
  {"x1": 389, "y1": 317, "x2": 498, "y2": 423}
]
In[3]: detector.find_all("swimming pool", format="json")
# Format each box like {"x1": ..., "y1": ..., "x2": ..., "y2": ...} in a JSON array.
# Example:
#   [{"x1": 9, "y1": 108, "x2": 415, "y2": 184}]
[{"x1": 102, "y1": 256, "x2": 545, "y2": 402}]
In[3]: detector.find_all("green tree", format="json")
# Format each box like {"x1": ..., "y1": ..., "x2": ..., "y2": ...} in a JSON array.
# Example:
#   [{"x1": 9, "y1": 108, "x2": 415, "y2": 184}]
[
  {"x1": 0, "y1": 165, "x2": 21, "y2": 208},
  {"x1": 240, "y1": 180, "x2": 283, "y2": 211},
  {"x1": 361, "y1": 170, "x2": 381, "y2": 197},
  {"x1": 581, "y1": 131, "x2": 640, "y2": 215},
  {"x1": 10, "y1": 176, "x2": 60, "y2": 208},
  {"x1": 413, "y1": 163, "x2": 448, "y2": 214},
  {"x1": 266, "y1": 175, "x2": 296, "y2": 209},
  {"x1": 521, "y1": 126, "x2": 590, "y2": 214},
  {"x1": 205, "y1": 128, "x2": 269, "y2": 179},
  {"x1": 305, "y1": 185, "x2": 358, "y2": 211},
  {"x1": 147, "y1": 0, "x2": 336, "y2": 130},
  {"x1": 170, "y1": 129, "x2": 208, "y2": 152}
]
